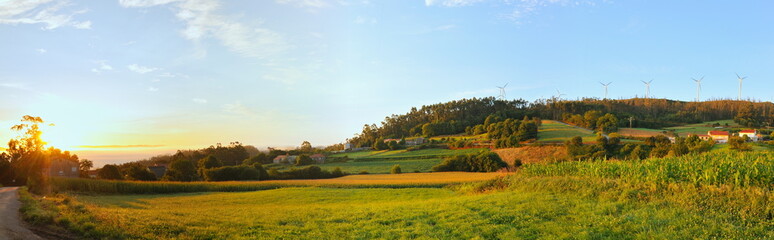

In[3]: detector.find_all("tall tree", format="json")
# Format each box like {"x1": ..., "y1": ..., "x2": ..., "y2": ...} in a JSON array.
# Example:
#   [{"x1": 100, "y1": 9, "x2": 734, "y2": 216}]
[
  {"x1": 7, "y1": 116, "x2": 48, "y2": 192},
  {"x1": 98, "y1": 164, "x2": 123, "y2": 180}
]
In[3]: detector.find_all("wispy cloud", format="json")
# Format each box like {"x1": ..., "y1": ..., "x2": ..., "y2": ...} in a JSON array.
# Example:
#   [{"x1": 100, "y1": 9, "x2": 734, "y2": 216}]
[
  {"x1": 436, "y1": 24, "x2": 455, "y2": 31},
  {"x1": 76, "y1": 144, "x2": 165, "y2": 149},
  {"x1": 35, "y1": 48, "x2": 47, "y2": 53},
  {"x1": 425, "y1": 0, "x2": 603, "y2": 23},
  {"x1": 119, "y1": 0, "x2": 289, "y2": 58},
  {"x1": 425, "y1": 0, "x2": 483, "y2": 7},
  {"x1": 147, "y1": 87, "x2": 159, "y2": 92},
  {"x1": 127, "y1": 64, "x2": 159, "y2": 74},
  {"x1": 222, "y1": 101, "x2": 256, "y2": 117},
  {"x1": 0, "y1": 83, "x2": 31, "y2": 91},
  {"x1": 0, "y1": 0, "x2": 92, "y2": 30},
  {"x1": 91, "y1": 60, "x2": 113, "y2": 73},
  {"x1": 354, "y1": 16, "x2": 376, "y2": 25},
  {"x1": 275, "y1": 0, "x2": 327, "y2": 9},
  {"x1": 192, "y1": 98, "x2": 207, "y2": 103}
]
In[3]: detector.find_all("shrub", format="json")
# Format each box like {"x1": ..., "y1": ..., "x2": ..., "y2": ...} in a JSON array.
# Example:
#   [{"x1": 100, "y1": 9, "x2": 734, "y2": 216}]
[
  {"x1": 204, "y1": 164, "x2": 265, "y2": 181},
  {"x1": 391, "y1": 165, "x2": 402, "y2": 174},
  {"x1": 97, "y1": 165, "x2": 122, "y2": 180},
  {"x1": 432, "y1": 152, "x2": 507, "y2": 172}
]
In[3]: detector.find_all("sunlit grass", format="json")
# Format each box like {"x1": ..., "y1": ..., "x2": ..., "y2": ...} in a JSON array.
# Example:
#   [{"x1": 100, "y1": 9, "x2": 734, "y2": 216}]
[
  {"x1": 537, "y1": 120, "x2": 596, "y2": 143},
  {"x1": 50, "y1": 172, "x2": 507, "y2": 194}
]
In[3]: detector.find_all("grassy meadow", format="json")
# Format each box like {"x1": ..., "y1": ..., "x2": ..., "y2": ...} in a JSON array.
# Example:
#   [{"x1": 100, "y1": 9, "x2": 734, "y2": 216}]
[
  {"x1": 537, "y1": 120, "x2": 596, "y2": 143},
  {"x1": 328, "y1": 148, "x2": 487, "y2": 160},
  {"x1": 25, "y1": 150, "x2": 772, "y2": 239}
]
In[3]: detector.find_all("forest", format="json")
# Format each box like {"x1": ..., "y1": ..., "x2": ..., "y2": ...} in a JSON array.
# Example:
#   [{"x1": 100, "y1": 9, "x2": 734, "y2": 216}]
[{"x1": 347, "y1": 97, "x2": 774, "y2": 147}]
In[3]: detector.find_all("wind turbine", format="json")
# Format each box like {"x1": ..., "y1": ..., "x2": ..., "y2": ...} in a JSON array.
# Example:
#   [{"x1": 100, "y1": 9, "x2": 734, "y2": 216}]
[
  {"x1": 555, "y1": 89, "x2": 566, "y2": 100},
  {"x1": 735, "y1": 73, "x2": 746, "y2": 101},
  {"x1": 641, "y1": 79, "x2": 653, "y2": 99},
  {"x1": 496, "y1": 83, "x2": 508, "y2": 100},
  {"x1": 692, "y1": 76, "x2": 703, "y2": 102},
  {"x1": 600, "y1": 82, "x2": 612, "y2": 99}
]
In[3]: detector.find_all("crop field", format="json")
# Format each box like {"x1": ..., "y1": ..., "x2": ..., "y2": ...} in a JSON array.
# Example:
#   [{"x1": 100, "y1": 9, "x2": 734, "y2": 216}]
[
  {"x1": 537, "y1": 120, "x2": 596, "y2": 143},
  {"x1": 617, "y1": 128, "x2": 667, "y2": 137},
  {"x1": 493, "y1": 145, "x2": 568, "y2": 165},
  {"x1": 310, "y1": 158, "x2": 444, "y2": 174},
  {"x1": 49, "y1": 172, "x2": 506, "y2": 194},
  {"x1": 32, "y1": 151, "x2": 773, "y2": 239},
  {"x1": 663, "y1": 119, "x2": 737, "y2": 136},
  {"x1": 329, "y1": 148, "x2": 487, "y2": 160}
]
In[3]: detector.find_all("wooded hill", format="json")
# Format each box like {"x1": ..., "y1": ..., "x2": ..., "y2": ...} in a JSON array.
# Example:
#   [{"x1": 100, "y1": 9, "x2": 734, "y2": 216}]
[{"x1": 348, "y1": 97, "x2": 774, "y2": 147}]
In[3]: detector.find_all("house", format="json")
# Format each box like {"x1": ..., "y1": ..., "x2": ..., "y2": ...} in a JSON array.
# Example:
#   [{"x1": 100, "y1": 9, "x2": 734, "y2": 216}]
[
  {"x1": 383, "y1": 138, "x2": 401, "y2": 143},
  {"x1": 738, "y1": 130, "x2": 759, "y2": 142},
  {"x1": 708, "y1": 131, "x2": 730, "y2": 143},
  {"x1": 405, "y1": 137, "x2": 425, "y2": 146},
  {"x1": 273, "y1": 155, "x2": 298, "y2": 164},
  {"x1": 693, "y1": 134, "x2": 712, "y2": 141},
  {"x1": 344, "y1": 143, "x2": 354, "y2": 151},
  {"x1": 87, "y1": 170, "x2": 99, "y2": 178},
  {"x1": 45, "y1": 158, "x2": 79, "y2": 178},
  {"x1": 148, "y1": 165, "x2": 167, "y2": 179},
  {"x1": 309, "y1": 154, "x2": 326, "y2": 164}
]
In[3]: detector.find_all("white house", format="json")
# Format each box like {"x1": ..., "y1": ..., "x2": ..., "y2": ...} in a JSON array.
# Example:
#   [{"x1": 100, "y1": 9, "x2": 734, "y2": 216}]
[
  {"x1": 708, "y1": 131, "x2": 730, "y2": 143},
  {"x1": 738, "y1": 130, "x2": 759, "y2": 142}
]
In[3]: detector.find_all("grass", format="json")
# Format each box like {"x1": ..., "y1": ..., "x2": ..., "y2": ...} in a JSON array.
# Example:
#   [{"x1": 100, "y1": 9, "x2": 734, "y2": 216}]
[
  {"x1": 273, "y1": 158, "x2": 446, "y2": 174},
  {"x1": 40, "y1": 174, "x2": 771, "y2": 239},
  {"x1": 662, "y1": 119, "x2": 738, "y2": 136},
  {"x1": 49, "y1": 172, "x2": 506, "y2": 194},
  {"x1": 29, "y1": 151, "x2": 773, "y2": 239},
  {"x1": 523, "y1": 151, "x2": 773, "y2": 188},
  {"x1": 329, "y1": 148, "x2": 487, "y2": 160},
  {"x1": 537, "y1": 120, "x2": 596, "y2": 143}
]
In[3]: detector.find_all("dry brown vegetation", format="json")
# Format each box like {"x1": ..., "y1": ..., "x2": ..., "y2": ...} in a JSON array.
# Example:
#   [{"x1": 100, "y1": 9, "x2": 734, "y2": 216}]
[{"x1": 493, "y1": 145, "x2": 568, "y2": 165}]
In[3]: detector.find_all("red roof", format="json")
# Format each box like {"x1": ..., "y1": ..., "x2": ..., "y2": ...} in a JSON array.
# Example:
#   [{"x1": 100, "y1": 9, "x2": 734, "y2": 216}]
[
  {"x1": 739, "y1": 130, "x2": 756, "y2": 133},
  {"x1": 708, "y1": 131, "x2": 729, "y2": 136},
  {"x1": 310, "y1": 154, "x2": 325, "y2": 158}
]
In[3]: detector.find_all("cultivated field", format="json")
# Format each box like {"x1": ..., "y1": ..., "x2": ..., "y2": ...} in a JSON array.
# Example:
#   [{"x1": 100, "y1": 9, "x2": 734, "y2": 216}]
[
  {"x1": 536, "y1": 120, "x2": 596, "y2": 143},
  {"x1": 27, "y1": 150, "x2": 774, "y2": 239},
  {"x1": 50, "y1": 172, "x2": 507, "y2": 194},
  {"x1": 329, "y1": 148, "x2": 487, "y2": 160}
]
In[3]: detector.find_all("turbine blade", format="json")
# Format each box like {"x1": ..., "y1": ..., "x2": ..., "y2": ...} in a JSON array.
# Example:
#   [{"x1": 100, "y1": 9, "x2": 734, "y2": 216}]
[
  {"x1": 736, "y1": 73, "x2": 741, "y2": 79},
  {"x1": 503, "y1": 83, "x2": 508, "y2": 88}
]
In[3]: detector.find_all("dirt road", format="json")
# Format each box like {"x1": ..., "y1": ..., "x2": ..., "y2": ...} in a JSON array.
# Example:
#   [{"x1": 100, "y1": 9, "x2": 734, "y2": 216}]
[{"x1": 0, "y1": 187, "x2": 43, "y2": 240}]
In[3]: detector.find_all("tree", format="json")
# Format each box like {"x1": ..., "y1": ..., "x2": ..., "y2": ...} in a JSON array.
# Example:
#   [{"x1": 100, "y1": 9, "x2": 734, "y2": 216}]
[
  {"x1": 7, "y1": 116, "x2": 48, "y2": 192},
  {"x1": 0, "y1": 153, "x2": 13, "y2": 185},
  {"x1": 243, "y1": 152, "x2": 270, "y2": 165},
  {"x1": 300, "y1": 141, "x2": 313, "y2": 152},
  {"x1": 163, "y1": 159, "x2": 198, "y2": 181},
  {"x1": 596, "y1": 113, "x2": 619, "y2": 134},
  {"x1": 373, "y1": 138, "x2": 388, "y2": 150},
  {"x1": 98, "y1": 164, "x2": 123, "y2": 180},
  {"x1": 123, "y1": 163, "x2": 157, "y2": 181},
  {"x1": 728, "y1": 136, "x2": 752, "y2": 151},
  {"x1": 391, "y1": 164, "x2": 402, "y2": 174},
  {"x1": 295, "y1": 155, "x2": 314, "y2": 166},
  {"x1": 78, "y1": 159, "x2": 93, "y2": 178}
]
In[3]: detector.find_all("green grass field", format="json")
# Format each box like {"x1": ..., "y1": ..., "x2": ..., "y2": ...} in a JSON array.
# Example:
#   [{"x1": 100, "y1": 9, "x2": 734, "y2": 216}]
[
  {"x1": 537, "y1": 120, "x2": 597, "y2": 143},
  {"x1": 299, "y1": 158, "x2": 445, "y2": 174},
  {"x1": 329, "y1": 148, "x2": 487, "y2": 160},
  {"x1": 661, "y1": 119, "x2": 738, "y2": 136},
  {"x1": 28, "y1": 151, "x2": 773, "y2": 239}
]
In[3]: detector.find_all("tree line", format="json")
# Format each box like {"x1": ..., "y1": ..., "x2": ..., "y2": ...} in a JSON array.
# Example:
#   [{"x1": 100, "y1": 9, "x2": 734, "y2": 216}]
[{"x1": 348, "y1": 97, "x2": 773, "y2": 147}]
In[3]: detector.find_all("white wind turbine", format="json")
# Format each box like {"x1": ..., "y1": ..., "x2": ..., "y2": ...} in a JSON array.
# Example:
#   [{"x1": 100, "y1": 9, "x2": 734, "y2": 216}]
[
  {"x1": 641, "y1": 79, "x2": 653, "y2": 99},
  {"x1": 600, "y1": 82, "x2": 612, "y2": 99},
  {"x1": 735, "y1": 73, "x2": 747, "y2": 101},
  {"x1": 692, "y1": 76, "x2": 703, "y2": 102},
  {"x1": 555, "y1": 89, "x2": 566, "y2": 100},
  {"x1": 497, "y1": 83, "x2": 508, "y2": 100}
]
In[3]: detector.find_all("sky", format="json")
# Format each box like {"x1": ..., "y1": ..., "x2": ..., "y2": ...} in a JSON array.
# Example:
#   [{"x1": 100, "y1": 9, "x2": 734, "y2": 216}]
[{"x1": 1, "y1": 0, "x2": 773, "y2": 166}]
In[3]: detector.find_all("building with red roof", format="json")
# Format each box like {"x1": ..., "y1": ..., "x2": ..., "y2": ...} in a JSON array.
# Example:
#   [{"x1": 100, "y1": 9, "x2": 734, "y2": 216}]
[{"x1": 708, "y1": 131, "x2": 729, "y2": 143}]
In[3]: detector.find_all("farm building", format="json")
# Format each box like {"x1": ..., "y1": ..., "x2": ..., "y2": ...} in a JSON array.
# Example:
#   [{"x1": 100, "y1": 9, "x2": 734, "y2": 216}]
[
  {"x1": 273, "y1": 155, "x2": 298, "y2": 164},
  {"x1": 383, "y1": 138, "x2": 402, "y2": 143},
  {"x1": 344, "y1": 142, "x2": 354, "y2": 150},
  {"x1": 310, "y1": 154, "x2": 326, "y2": 164},
  {"x1": 693, "y1": 134, "x2": 712, "y2": 141},
  {"x1": 46, "y1": 158, "x2": 79, "y2": 178},
  {"x1": 148, "y1": 165, "x2": 167, "y2": 179},
  {"x1": 405, "y1": 137, "x2": 425, "y2": 146},
  {"x1": 738, "y1": 130, "x2": 759, "y2": 142},
  {"x1": 708, "y1": 131, "x2": 730, "y2": 143}
]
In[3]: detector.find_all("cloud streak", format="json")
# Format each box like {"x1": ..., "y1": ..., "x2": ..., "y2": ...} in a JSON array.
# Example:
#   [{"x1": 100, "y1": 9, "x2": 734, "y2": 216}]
[
  {"x1": 119, "y1": 0, "x2": 289, "y2": 58},
  {"x1": 76, "y1": 144, "x2": 165, "y2": 149},
  {"x1": 128, "y1": 64, "x2": 159, "y2": 74},
  {"x1": 0, "y1": 0, "x2": 92, "y2": 30}
]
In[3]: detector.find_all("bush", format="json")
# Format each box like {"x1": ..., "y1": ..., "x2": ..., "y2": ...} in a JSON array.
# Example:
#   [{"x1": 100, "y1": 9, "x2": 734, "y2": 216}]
[
  {"x1": 97, "y1": 165, "x2": 122, "y2": 180},
  {"x1": 390, "y1": 165, "x2": 402, "y2": 174},
  {"x1": 269, "y1": 166, "x2": 343, "y2": 180},
  {"x1": 204, "y1": 164, "x2": 266, "y2": 181},
  {"x1": 432, "y1": 152, "x2": 507, "y2": 172}
]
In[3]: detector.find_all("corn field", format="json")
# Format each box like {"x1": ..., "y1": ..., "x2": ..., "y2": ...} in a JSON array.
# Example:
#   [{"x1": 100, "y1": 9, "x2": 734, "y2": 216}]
[{"x1": 523, "y1": 151, "x2": 773, "y2": 188}]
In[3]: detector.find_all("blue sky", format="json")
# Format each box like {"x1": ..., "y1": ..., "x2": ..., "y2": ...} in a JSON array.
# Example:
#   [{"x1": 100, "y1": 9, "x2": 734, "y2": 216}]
[{"x1": 1, "y1": 0, "x2": 772, "y2": 165}]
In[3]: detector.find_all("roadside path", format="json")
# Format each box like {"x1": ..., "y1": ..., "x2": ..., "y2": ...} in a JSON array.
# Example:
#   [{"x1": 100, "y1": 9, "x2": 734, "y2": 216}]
[{"x1": 0, "y1": 187, "x2": 44, "y2": 240}]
